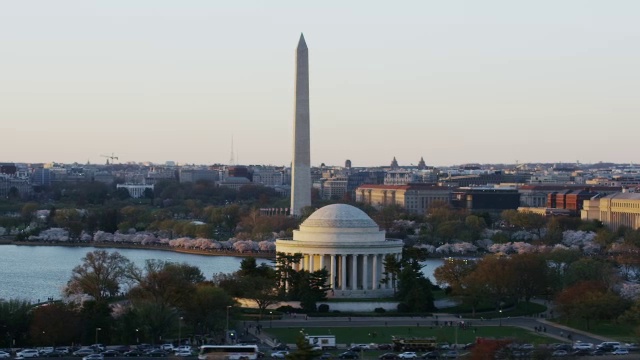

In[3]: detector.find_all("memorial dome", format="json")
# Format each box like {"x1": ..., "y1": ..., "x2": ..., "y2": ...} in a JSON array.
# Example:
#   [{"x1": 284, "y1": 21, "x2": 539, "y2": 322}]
[{"x1": 301, "y1": 204, "x2": 378, "y2": 229}]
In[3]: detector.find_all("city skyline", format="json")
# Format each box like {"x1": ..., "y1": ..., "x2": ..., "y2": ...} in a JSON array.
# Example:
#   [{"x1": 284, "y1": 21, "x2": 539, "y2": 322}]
[{"x1": 1, "y1": 1, "x2": 639, "y2": 167}]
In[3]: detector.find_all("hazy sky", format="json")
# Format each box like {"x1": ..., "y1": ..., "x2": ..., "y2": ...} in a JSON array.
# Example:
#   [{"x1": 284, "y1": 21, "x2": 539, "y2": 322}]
[{"x1": 1, "y1": 1, "x2": 639, "y2": 167}]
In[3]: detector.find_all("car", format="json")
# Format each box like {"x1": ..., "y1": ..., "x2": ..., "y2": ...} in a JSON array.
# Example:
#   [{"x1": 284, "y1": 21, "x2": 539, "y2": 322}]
[
  {"x1": 337, "y1": 352, "x2": 359, "y2": 359},
  {"x1": 573, "y1": 342, "x2": 593, "y2": 350},
  {"x1": 611, "y1": 348, "x2": 629, "y2": 355},
  {"x1": 377, "y1": 344, "x2": 392, "y2": 351},
  {"x1": 272, "y1": 344, "x2": 290, "y2": 351},
  {"x1": 257, "y1": 352, "x2": 265, "y2": 359},
  {"x1": 160, "y1": 344, "x2": 174, "y2": 352},
  {"x1": 519, "y1": 344, "x2": 535, "y2": 351},
  {"x1": 17, "y1": 350, "x2": 40, "y2": 358},
  {"x1": 397, "y1": 352, "x2": 418, "y2": 359},
  {"x1": 42, "y1": 351, "x2": 65, "y2": 357},
  {"x1": 145, "y1": 350, "x2": 168, "y2": 357},
  {"x1": 174, "y1": 351, "x2": 193, "y2": 357},
  {"x1": 271, "y1": 351, "x2": 289, "y2": 359},
  {"x1": 421, "y1": 352, "x2": 440, "y2": 359},
  {"x1": 54, "y1": 348, "x2": 70, "y2": 355},
  {"x1": 175, "y1": 346, "x2": 192, "y2": 353},
  {"x1": 625, "y1": 343, "x2": 639, "y2": 351},
  {"x1": 590, "y1": 350, "x2": 606, "y2": 356},
  {"x1": 39, "y1": 347, "x2": 55, "y2": 355},
  {"x1": 0, "y1": 351, "x2": 10, "y2": 359},
  {"x1": 113, "y1": 346, "x2": 130, "y2": 353},
  {"x1": 123, "y1": 351, "x2": 143, "y2": 357},
  {"x1": 101, "y1": 350, "x2": 120, "y2": 357},
  {"x1": 73, "y1": 349, "x2": 96, "y2": 356},
  {"x1": 90, "y1": 345, "x2": 105, "y2": 353},
  {"x1": 570, "y1": 349, "x2": 591, "y2": 357},
  {"x1": 442, "y1": 351, "x2": 458, "y2": 359},
  {"x1": 82, "y1": 355, "x2": 104, "y2": 360},
  {"x1": 551, "y1": 350, "x2": 567, "y2": 357},
  {"x1": 378, "y1": 353, "x2": 397, "y2": 360},
  {"x1": 319, "y1": 353, "x2": 332, "y2": 360}
]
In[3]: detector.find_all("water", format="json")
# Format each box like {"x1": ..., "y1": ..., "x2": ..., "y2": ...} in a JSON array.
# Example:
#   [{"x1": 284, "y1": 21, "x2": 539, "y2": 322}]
[
  {"x1": 0, "y1": 245, "x2": 272, "y2": 303},
  {"x1": 0, "y1": 245, "x2": 445, "y2": 303}
]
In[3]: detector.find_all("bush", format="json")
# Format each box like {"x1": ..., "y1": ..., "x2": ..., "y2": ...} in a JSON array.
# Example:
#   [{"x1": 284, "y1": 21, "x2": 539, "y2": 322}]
[
  {"x1": 276, "y1": 305, "x2": 302, "y2": 313},
  {"x1": 318, "y1": 304, "x2": 330, "y2": 313},
  {"x1": 374, "y1": 307, "x2": 386, "y2": 313},
  {"x1": 397, "y1": 302, "x2": 411, "y2": 313}
]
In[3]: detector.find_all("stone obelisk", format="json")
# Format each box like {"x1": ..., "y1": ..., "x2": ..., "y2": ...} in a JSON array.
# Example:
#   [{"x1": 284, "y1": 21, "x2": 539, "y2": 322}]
[{"x1": 291, "y1": 33, "x2": 311, "y2": 216}]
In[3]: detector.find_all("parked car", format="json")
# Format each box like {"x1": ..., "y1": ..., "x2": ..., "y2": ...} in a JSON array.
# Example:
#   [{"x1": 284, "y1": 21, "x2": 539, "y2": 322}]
[
  {"x1": 551, "y1": 350, "x2": 568, "y2": 357},
  {"x1": 271, "y1": 351, "x2": 289, "y2": 359},
  {"x1": 570, "y1": 349, "x2": 591, "y2": 357},
  {"x1": 160, "y1": 344, "x2": 174, "y2": 352},
  {"x1": 422, "y1": 352, "x2": 439, "y2": 359},
  {"x1": 73, "y1": 349, "x2": 96, "y2": 357},
  {"x1": 442, "y1": 351, "x2": 458, "y2": 359},
  {"x1": 397, "y1": 352, "x2": 418, "y2": 359},
  {"x1": 54, "y1": 348, "x2": 70, "y2": 354},
  {"x1": 101, "y1": 350, "x2": 120, "y2": 357},
  {"x1": 82, "y1": 355, "x2": 104, "y2": 360},
  {"x1": 42, "y1": 351, "x2": 65, "y2": 357},
  {"x1": 174, "y1": 351, "x2": 193, "y2": 357},
  {"x1": 0, "y1": 351, "x2": 10, "y2": 359},
  {"x1": 625, "y1": 343, "x2": 639, "y2": 351},
  {"x1": 337, "y1": 352, "x2": 359, "y2": 359},
  {"x1": 123, "y1": 350, "x2": 143, "y2": 357},
  {"x1": 90, "y1": 345, "x2": 105, "y2": 353},
  {"x1": 319, "y1": 353, "x2": 332, "y2": 360},
  {"x1": 377, "y1": 344, "x2": 392, "y2": 351},
  {"x1": 175, "y1": 346, "x2": 192, "y2": 353},
  {"x1": 145, "y1": 349, "x2": 168, "y2": 357},
  {"x1": 378, "y1": 353, "x2": 397, "y2": 360},
  {"x1": 611, "y1": 348, "x2": 629, "y2": 355},
  {"x1": 17, "y1": 350, "x2": 40, "y2": 358}
]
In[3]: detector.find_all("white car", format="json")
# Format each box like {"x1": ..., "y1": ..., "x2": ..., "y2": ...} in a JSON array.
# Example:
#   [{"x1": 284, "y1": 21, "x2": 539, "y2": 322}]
[
  {"x1": 175, "y1": 350, "x2": 193, "y2": 357},
  {"x1": 0, "y1": 351, "x2": 10, "y2": 359},
  {"x1": 397, "y1": 352, "x2": 418, "y2": 359},
  {"x1": 573, "y1": 342, "x2": 593, "y2": 350},
  {"x1": 17, "y1": 350, "x2": 40, "y2": 358},
  {"x1": 271, "y1": 351, "x2": 289, "y2": 359},
  {"x1": 612, "y1": 348, "x2": 629, "y2": 355},
  {"x1": 175, "y1": 346, "x2": 192, "y2": 353}
]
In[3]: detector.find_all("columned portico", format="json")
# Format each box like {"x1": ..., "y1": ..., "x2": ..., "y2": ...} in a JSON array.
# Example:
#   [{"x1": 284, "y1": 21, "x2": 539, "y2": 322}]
[{"x1": 276, "y1": 204, "x2": 403, "y2": 299}]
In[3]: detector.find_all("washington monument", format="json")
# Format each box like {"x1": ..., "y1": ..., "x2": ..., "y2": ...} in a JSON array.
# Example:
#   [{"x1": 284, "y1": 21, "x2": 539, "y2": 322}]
[{"x1": 291, "y1": 33, "x2": 311, "y2": 216}]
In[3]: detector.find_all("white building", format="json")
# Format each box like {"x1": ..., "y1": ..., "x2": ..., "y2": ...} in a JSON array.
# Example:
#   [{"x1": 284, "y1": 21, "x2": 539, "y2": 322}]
[
  {"x1": 116, "y1": 184, "x2": 154, "y2": 198},
  {"x1": 275, "y1": 204, "x2": 403, "y2": 298}
]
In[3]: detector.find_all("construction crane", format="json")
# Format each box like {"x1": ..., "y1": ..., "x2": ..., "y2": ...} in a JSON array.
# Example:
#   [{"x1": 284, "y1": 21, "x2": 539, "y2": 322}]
[{"x1": 100, "y1": 153, "x2": 118, "y2": 164}]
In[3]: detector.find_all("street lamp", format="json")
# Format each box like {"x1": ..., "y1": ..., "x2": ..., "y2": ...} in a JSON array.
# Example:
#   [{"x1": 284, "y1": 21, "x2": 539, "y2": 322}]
[
  {"x1": 136, "y1": 329, "x2": 139, "y2": 344},
  {"x1": 95, "y1": 327, "x2": 102, "y2": 344},
  {"x1": 269, "y1": 311, "x2": 273, "y2": 328},
  {"x1": 178, "y1": 317, "x2": 183, "y2": 346},
  {"x1": 499, "y1": 309, "x2": 503, "y2": 326},
  {"x1": 226, "y1": 306, "x2": 232, "y2": 344}
]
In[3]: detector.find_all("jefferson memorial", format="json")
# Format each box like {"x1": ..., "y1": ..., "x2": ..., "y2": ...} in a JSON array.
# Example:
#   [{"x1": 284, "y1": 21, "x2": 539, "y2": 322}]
[{"x1": 276, "y1": 204, "x2": 403, "y2": 298}]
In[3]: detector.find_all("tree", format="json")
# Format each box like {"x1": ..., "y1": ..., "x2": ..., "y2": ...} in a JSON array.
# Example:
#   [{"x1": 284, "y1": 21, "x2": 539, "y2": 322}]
[
  {"x1": 65, "y1": 250, "x2": 132, "y2": 302},
  {"x1": 556, "y1": 281, "x2": 629, "y2": 330},
  {"x1": 127, "y1": 260, "x2": 205, "y2": 308},
  {"x1": 510, "y1": 253, "x2": 550, "y2": 303},
  {"x1": 274, "y1": 253, "x2": 303, "y2": 298},
  {"x1": 30, "y1": 302, "x2": 81, "y2": 346},
  {"x1": 564, "y1": 258, "x2": 616, "y2": 288},
  {"x1": 181, "y1": 284, "x2": 235, "y2": 343},
  {"x1": 286, "y1": 332, "x2": 321, "y2": 360},
  {"x1": 433, "y1": 259, "x2": 476, "y2": 290},
  {"x1": 381, "y1": 254, "x2": 402, "y2": 296}
]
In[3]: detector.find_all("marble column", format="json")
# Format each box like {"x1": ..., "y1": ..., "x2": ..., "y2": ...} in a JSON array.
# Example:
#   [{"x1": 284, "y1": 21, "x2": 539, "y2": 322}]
[
  {"x1": 330, "y1": 255, "x2": 336, "y2": 289},
  {"x1": 341, "y1": 255, "x2": 346, "y2": 290},
  {"x1": 362, "y1": 254, "x2": 368, "y2": 290},
  {"x1": 351, "y1": 254, "x2": 358, "y2": 290},
  {"x1": 309, "y1": 254, "x2": 315, "y2": 272},
  {"x1": 372, "y1": 254, "x2": 378, "y2": 290}
]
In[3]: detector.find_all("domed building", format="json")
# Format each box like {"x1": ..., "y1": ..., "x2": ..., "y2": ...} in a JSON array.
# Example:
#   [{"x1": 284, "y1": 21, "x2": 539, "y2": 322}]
[{"x1": 276, "y1": 204, "x2": 403, "y2": 298}]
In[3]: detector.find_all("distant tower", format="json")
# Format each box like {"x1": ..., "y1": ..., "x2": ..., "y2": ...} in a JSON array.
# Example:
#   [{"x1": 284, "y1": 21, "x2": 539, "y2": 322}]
[
  {"x1": 291, "y1": 33, "x2": 312, "y2": 216},
  {"x1": 229, "y1": 135, "x2": 235, "y2": 165},
  {"x1": 417, "y1": 157, "x2": 426, "y2": 170},
  {"x1": 390, "y1": 157, "x2": 399, "y2": 169},
  {"x1": 345, "y1": 159, "x2": 352, "y2": 169}
]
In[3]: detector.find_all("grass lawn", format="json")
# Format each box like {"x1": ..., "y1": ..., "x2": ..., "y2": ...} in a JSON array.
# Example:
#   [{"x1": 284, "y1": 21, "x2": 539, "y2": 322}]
[
  {"x1": 552, "y1": 318, "x2": 638, "y2": 343},
  {"x1": 264, "y1": 325, "x2": 554, "y2": 347},
  {"x1": 445, "y1": 301, "x2": 546, "y2": 319}
]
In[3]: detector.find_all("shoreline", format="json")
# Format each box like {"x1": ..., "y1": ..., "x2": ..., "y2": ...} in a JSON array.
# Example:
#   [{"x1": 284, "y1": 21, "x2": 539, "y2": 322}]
[{"x1": 5, "y1": 241, "x2": 276, "y2": 259}]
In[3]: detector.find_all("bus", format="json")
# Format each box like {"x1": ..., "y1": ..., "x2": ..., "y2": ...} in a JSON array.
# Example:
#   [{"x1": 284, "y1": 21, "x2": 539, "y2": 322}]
[{"x1": 198, "y1": 345, "x2": 260, "y2": 360}]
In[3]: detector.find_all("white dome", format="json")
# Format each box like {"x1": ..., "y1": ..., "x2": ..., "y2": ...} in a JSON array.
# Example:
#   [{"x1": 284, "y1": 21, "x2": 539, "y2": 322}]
[{"x1": 301, "y1": 204, "x2": 378, "y2": 229}]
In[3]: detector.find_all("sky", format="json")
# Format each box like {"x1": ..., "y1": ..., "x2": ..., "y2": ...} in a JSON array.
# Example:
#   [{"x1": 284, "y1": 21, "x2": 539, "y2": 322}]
[{"x1": 1, "y1": 1, "x2": 639, "y2": 167}]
